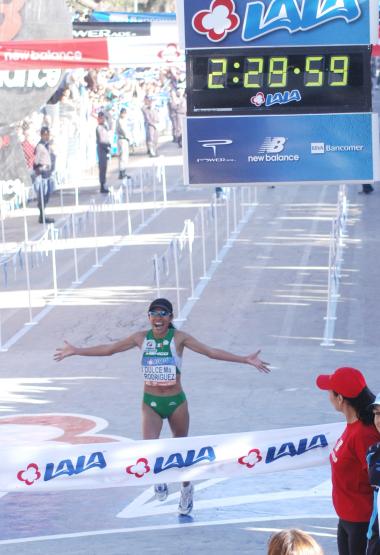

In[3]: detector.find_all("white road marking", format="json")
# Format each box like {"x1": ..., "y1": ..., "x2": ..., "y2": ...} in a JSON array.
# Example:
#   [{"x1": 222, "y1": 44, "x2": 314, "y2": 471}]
[
  {"x1": 0, "y1": 513, "x2": 337, "y2": 546},
  {"x1": 117, "y1": 479, "x2": 332, "y2": 518}
]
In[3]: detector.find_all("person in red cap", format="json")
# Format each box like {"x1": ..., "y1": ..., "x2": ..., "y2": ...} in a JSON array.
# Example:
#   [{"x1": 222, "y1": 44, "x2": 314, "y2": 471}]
[
  {"x1": 316, "y1": 367, "x2": 380, "y2": 555},
  {"x1": 54, "y1": 298, "x2": 270, "y2": 517}
]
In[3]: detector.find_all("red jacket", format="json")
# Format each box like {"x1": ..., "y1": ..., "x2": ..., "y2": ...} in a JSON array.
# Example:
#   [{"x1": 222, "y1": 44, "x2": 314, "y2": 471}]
[{"x1": 330, "y1": 420, "x2": 380, "y2": 522}]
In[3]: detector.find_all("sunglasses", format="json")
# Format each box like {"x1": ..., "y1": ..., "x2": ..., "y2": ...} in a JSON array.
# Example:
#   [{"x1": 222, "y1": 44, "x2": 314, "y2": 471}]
[{"x1": 148, "y1": 310, "x2": 171, "y2": 317}]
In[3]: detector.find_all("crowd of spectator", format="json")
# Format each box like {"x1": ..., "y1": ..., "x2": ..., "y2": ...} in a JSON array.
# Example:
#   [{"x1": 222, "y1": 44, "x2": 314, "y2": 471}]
[{"x1": 17, "y1": 63, "x2": 186, "y2": 200}]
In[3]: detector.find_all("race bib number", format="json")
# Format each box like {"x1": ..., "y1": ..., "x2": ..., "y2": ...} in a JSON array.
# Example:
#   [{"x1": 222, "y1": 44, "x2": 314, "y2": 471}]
[{"x1": 142, "y1": 356, "x2": 177, "y2": 387}]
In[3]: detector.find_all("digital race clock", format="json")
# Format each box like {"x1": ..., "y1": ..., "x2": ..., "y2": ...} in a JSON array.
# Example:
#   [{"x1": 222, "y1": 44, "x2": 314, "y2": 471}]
[{"x1": 187, "y1": 45, "x2": 371, "y2": 116}]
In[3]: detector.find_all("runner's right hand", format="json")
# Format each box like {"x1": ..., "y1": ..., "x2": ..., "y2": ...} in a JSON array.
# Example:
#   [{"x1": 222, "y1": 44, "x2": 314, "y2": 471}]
[{"x1": 54, "y1": 340, "x2": 76, "y2": 361}]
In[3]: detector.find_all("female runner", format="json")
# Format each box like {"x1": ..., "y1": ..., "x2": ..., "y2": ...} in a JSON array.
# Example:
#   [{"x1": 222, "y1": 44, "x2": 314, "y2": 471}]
[{"x1": 55, "y1": 298, "x2": 270, "y2": 515}]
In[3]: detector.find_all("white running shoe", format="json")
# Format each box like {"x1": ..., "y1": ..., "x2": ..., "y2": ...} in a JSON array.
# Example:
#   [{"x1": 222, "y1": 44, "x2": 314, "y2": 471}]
[
  {"x1": 178, "y1": 483, "x2": 194, "y2": 515},
  {"x1": 154, "y1": 483, "x2": 168, "y2": 501}
]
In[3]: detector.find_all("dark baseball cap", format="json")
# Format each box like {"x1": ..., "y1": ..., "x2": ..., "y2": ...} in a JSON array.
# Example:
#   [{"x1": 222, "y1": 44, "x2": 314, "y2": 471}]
[
  {"x1": 370, "y1": 393, "x2": 380, "y2": 407},
  {"x1": 148, "y1": 298, "x2": 173, "y2": 314},
  {"x1": 316, "y1": 367, "x2": 366, "y2": 398}
]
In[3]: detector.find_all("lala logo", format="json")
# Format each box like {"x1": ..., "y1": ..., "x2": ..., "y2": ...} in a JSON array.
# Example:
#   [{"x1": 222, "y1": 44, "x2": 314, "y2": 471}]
[
  {"x1": 126, "y1": 458, "x2": 151, "y2": 478},
  {"x1": 125, "y1": 446, "x2": 216, "y2": 478},
  {"x1": 266, "y1": 434, "x2": 328, "y2": 463},
  {"x1": 17, "y1": 452, "x2": 107, "y2": 485},
  {"x1": 158, "y1": 43, "x2": 181, "y2": 63},
  {"x1": 238, "y1": 448, "x2": 263, "y2": 468},
  {"x1": 251, "y1": 90, "x2": 302, "y2": 107},
  {"x1": 192, "y1": 0, "x2": 240, "y2": 42},
  {"x1": 192, "y1": 0, "x2": 361, "y2": 43}
]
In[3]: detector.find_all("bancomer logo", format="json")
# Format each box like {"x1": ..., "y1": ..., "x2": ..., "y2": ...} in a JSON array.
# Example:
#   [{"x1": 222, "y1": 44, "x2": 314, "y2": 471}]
[
  {"x1": 311, "y1": 142, "x2": 364, "y2": 154},
  {"x1": 248, "y1": 137, "x2": 300, "y2": 163}
]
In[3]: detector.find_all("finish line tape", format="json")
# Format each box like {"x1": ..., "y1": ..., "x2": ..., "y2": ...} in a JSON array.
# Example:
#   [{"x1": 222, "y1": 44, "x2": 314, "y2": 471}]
[{"x1": 0, "y1": 421, "x2": 345, "y2": 492}]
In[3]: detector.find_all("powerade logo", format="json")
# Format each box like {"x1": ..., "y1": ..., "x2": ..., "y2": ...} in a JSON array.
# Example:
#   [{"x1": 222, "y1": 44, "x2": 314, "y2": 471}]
[
  {"x1": 126, "y1": 446, "x2": 216, "y2": 478},
  {"x1": 191, "y1": 0, "x2": 361, "y2": 43},
  {"x1": 311, "y1": 142, "x2": 364, "y2": 154},
  {"x1": 248, "y1": 137, "x2": 300, "y2": 163},
  {"x1": 17, "y1": 452, "x2": 107, "y2": 486},
  {"x1": 196, "y1": 138, "x2": 235, "y2": 163}
]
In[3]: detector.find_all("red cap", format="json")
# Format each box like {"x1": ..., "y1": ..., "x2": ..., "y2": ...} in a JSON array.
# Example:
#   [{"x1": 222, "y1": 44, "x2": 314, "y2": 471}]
[{"x1": 316, "y1": 367, "x2": 366, "y2": 398}]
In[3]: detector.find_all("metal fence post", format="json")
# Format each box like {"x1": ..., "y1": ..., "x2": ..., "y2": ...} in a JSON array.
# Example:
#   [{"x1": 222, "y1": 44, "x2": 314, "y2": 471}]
[
  {"x1": 160, "y1": 156, "x2": 168, "y2": 206},
  {"x1": 200, "y1": 206, "x2": 209, "y2": 279},
  {"x1": 71, "y1": 213, "x2": 81, "y2": 284},
  {"x1": 49, "y1": 223, "x2": 58, "y2": 298},
  {"x1": 173, "y1": 239, "x2": 182, "y2": 317},
  {"x1": 232, "y1": 187, "x2": 238, "y2": 233},
  {"x1": 124, "y1": 178, "x2": 132, "y2": 235},
  {"x1": 212, "y1": 195, "x2": 220, "y2": 263},
  {"x1": 91, "y1": 199, "x2": 101, "y2": 268},
  {"x1": 153, "y1": 254, "x2": 160, "y2": 297},
  {"x1": 139, "y1": 167, "x2": 145, "y2": 226},
  {"x1": 22, "y1": 187, "x2": 35, "y2": 326}
]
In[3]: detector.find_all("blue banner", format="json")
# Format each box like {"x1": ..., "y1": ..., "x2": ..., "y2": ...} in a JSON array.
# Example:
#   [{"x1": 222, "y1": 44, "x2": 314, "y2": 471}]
[
  {"x1": 178, "y1": 0, "x2": 374, "y2": 48},
  {"x1": 185, "y1": 113, "x2": 378, "y2": 185},
  {"x1": 91, "y1": 11, "x2": 176, "y2": 23}
]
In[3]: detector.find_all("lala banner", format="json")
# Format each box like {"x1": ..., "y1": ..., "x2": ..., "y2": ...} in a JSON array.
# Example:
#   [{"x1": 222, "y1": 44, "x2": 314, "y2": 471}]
[{"x1": 0, "y1": 421, "x2": 344, "y2": 492}]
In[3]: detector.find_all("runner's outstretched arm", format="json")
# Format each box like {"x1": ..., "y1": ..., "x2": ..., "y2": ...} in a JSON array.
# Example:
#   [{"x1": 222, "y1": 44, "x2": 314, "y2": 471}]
[
  {"x1": 179, "y1": 332, "x2": 270, "y2": 373},
  {"x1": 54, "y1": 332, "x2": 143, "y2": 361}
]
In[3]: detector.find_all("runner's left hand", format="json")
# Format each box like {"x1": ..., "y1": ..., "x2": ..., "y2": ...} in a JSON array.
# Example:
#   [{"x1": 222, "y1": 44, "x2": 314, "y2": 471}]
[{"x1": 246, "y1": 350, "x2": 271, "y2": 373}]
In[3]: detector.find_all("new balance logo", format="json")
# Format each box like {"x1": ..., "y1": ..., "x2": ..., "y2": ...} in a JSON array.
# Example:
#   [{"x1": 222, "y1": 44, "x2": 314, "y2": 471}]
[{"x1": 259, "y1": 137, "x2": 286, "y2": 154}]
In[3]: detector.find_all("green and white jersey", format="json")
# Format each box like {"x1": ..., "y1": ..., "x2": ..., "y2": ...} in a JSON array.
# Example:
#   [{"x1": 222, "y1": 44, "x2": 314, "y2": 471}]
[{"x1": 141, "y1": 328, "x2": 182, "y2": 387}]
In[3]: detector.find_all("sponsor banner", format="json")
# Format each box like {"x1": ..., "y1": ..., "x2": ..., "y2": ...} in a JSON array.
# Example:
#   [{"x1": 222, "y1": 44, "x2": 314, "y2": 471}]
[
  {"x1": 73, "y1": 21, "x2": 151, "y2": 39},
  {"x1": 91, "y1": 11, "x2": 176, "y2": 23},
  {"x1": 0, "y1": 422, "x2": 344, "y2": 492},
  {"x1": 0, "y1": 0, "x2": 72, "y2": 127},
  {"x1": 0, "y1": 38, "x2": 184, "y2": 70},
  {"x1": 0, "y1": 39, "x2": 109, "y2": 69},
  {"x1": 72, "y1": 20, "x2": 178, "y2": 42},
  {"x1": 185, "y1": 112, "x2": 379, "y2": 185},
  {"x1": 107, "y1": 39, "x2": 183, "y2": 65},
  {"x1": 177, "y1": 0, "x2": 377, "y2": 49}
]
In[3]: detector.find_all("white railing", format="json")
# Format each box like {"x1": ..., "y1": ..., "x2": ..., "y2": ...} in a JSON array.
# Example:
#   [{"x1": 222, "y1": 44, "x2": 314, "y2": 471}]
[
  {"x1": 152, "y1": 186, "x2": 257, "y2": 323},
  {"x1": 321, "y1": 184, "x2": 348, "y2": 347},
  {"x1": 0, "y1": 158, "x2": 169, "y2": 351}
]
